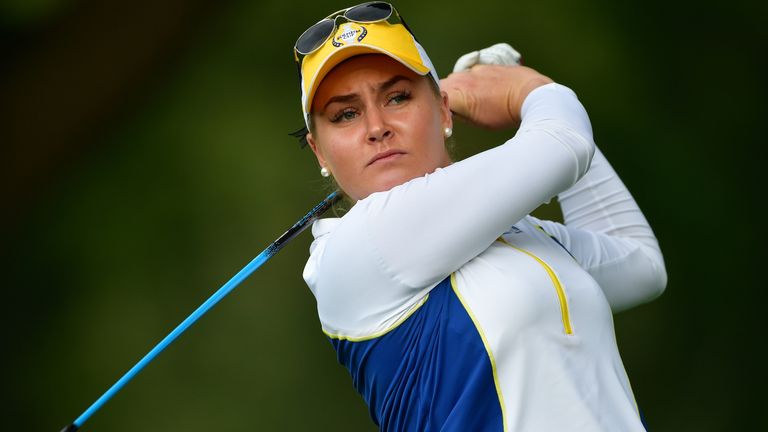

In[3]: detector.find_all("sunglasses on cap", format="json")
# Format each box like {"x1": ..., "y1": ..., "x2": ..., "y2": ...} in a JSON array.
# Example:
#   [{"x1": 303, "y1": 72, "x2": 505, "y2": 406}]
[{"x1": 294, "y1": 2, "x2": 413, "y2": 56}]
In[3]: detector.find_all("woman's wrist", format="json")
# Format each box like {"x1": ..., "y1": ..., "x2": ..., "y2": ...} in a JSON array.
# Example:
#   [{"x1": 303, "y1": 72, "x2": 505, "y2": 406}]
[
  {"x1": 507, "y1": 74, "x2": 554, "y2": 125},
  {"x1": 441, "y1": 65, "x2": 553, "y2": 130}
]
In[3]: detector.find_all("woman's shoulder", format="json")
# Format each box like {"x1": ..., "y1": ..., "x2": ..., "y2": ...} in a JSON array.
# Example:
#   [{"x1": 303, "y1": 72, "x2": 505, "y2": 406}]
[
  {"x1": 309, "y1": 217, "x2": 341, "y2": 249},
  {"x1": 302, "y1": 214, "x2": 436, "y2": 339},
  {"x1": 303, "y1": 217, "x2": 341, "y2": 288}
]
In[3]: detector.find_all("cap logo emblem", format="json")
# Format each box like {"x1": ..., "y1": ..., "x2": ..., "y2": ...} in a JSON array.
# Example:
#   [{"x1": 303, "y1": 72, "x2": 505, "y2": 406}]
[{"x1": 332, "y1": 23, "x2": 367, "y2": 47}]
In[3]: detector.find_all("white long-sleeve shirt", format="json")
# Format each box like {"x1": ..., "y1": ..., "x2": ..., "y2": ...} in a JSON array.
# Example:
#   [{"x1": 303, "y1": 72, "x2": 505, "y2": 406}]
[{"x1": 303, "y1": 83, "x2": 666, "y2": 431}]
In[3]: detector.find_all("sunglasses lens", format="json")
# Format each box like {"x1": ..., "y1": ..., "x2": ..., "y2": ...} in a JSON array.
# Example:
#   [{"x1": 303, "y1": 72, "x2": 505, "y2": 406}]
[
  {"x1": 345, "y1": 2, "x2": 392, "y2": 22},
  {"x1": 296, "y1": 19, "x2": 335, "y2": 54}
]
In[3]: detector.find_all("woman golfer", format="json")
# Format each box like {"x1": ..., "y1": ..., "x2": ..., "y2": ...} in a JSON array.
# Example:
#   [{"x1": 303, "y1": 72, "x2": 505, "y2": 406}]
[{"x1": 295, "y1": 2, "x2": 667, "y2": 431}]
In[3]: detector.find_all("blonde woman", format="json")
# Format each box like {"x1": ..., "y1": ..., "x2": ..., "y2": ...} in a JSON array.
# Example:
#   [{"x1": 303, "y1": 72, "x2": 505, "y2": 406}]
[{"x1": 294, "y1": 2, "x2": 666, "y2": 430}]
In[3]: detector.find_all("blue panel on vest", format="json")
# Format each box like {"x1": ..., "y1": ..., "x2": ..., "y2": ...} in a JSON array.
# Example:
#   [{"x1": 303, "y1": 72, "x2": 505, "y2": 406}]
[{"x1": 330, "y1": 277, "x2": 504, "y2": 431}]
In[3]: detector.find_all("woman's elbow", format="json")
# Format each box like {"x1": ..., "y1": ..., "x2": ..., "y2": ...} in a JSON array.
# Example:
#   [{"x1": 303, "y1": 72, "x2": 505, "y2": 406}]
[
  {"x1": 599, "y1": 244, "x2": 668, "y2": 312},
  {"x1": 642, "y1": 244, "x2": 668, "y2": 301}
]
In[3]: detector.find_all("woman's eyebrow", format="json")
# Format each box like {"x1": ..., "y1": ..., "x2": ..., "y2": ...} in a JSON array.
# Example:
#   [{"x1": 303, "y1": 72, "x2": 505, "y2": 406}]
[
  {"x1": 322, "y1": 75, "x2": 413, "y2": 111},
  {"x1": 377, "y1": 75, "x2": 413, "y2": 91},
  {"x1": 323, "y1": 93, "x2": 360, "y2": 111}
]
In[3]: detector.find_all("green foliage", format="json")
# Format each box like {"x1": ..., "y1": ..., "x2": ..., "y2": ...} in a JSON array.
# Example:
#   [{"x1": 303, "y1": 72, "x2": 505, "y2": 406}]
[{"x1": 3, "y1": 0, "x2": 765, "y2": 430}]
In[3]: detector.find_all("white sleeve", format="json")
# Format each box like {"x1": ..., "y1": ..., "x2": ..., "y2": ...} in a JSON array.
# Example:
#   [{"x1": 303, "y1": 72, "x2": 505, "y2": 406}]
[
  {"x1": 534, "y1": 147, "x2": 667, "y2": 313},
  {"x1": 305, "y1": 83, "x2": 595, "y2": 336}
]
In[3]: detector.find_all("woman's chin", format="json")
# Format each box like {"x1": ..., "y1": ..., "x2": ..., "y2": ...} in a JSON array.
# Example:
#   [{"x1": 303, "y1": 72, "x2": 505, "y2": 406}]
[
  {"x1": 366, "y1": 171, "x2": 422, "y2": 197},
  {"x1": 349, "y1": 163, "x2": 439, "y2": 200}
]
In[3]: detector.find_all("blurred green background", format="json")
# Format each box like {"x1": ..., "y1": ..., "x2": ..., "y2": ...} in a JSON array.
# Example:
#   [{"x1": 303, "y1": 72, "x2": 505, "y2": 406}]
[{"x1": 2, "y1": 0, "x2": 765, "y2": 430}]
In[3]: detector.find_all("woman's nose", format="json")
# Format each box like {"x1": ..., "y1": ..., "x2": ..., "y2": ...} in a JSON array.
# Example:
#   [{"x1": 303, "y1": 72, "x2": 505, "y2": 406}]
[{"x1": 366, "y1": 108, "x2": 392, "y2": 143}]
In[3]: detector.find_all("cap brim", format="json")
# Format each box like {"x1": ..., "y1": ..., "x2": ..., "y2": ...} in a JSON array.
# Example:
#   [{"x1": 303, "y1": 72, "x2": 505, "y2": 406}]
[
  {"x1": 299, "y1": 21, "x2": 437, "y2": 123},
  {"x1": 304, "y1": 44, "x2": 431, "y2": 114}
]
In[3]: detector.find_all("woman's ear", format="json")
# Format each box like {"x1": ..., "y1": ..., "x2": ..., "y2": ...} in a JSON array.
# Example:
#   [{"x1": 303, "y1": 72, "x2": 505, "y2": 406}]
[
  {"x1": 307, "y1": 133, "x2": 328, "y2": 168},
  {"x1": 440, "y1": 90, "x2": 453, "y2": 130}
]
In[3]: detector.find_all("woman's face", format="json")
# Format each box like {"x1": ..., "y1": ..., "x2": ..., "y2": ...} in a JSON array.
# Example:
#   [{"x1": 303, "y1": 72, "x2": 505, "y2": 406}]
[{"x1": 307, "y1": 55, "x2": 452, "y2": 201}]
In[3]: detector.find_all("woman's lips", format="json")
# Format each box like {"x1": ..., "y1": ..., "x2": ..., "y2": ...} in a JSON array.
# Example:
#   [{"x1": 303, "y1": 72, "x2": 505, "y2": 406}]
[{"x1": 368, "y1": 149, "x2": 405, "y2": 166}]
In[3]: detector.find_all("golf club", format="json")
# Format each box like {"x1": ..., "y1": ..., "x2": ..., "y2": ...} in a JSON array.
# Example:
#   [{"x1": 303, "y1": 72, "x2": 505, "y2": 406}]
[{"x1": 60, "y1": 190, "x2": 342, "y2": 432}]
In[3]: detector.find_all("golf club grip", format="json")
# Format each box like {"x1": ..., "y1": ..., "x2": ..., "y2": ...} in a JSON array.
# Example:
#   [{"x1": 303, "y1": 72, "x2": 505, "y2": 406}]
[{"x1": 268, "y1": 190, "x2": 342, "y2": 254}]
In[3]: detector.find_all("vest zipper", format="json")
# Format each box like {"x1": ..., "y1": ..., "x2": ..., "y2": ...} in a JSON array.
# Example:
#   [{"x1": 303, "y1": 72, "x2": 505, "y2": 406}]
[{"x1": 499, "y1": 239, "x2": 574, "y2": 335}]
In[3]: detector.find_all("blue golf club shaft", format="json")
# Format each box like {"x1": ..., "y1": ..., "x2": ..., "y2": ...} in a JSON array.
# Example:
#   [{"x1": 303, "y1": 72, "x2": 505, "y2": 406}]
[{"x1": 61, "y1": 190, "x2": 341, "y2": 432}]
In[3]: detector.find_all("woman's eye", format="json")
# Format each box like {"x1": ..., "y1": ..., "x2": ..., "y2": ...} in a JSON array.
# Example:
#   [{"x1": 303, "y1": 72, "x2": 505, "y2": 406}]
[
  {"x1": 388, "y1": 91, "x2": 411, "y2": 105},
  {"x1": 331, "y1": 108, "x2": 358, "y2": 123}
]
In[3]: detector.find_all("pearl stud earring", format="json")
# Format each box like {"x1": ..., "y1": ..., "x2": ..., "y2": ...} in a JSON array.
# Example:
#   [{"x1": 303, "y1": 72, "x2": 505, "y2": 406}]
[
  {"x1": 444, "y1": 127, "x2": 453, "y2": 138},
  {"x1": 320, "y1": 167, "x2": 330, "y2": 177}
]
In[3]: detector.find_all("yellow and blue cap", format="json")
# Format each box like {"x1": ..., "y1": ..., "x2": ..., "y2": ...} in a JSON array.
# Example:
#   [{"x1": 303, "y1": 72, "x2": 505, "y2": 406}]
[{"x1": 297, "y1": 19, "x2": 438, "y2": 128}]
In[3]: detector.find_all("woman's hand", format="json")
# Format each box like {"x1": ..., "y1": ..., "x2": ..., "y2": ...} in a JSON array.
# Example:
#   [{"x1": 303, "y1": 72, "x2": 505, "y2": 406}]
[{"x1": 440, "y1": 65, "x2": 553, "y2": 130}]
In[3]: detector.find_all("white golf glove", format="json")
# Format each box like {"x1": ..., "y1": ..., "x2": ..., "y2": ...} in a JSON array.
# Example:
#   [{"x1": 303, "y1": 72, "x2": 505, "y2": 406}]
[{"x1": 452, "y1": 43, "x2": 522, "y2": 73}]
